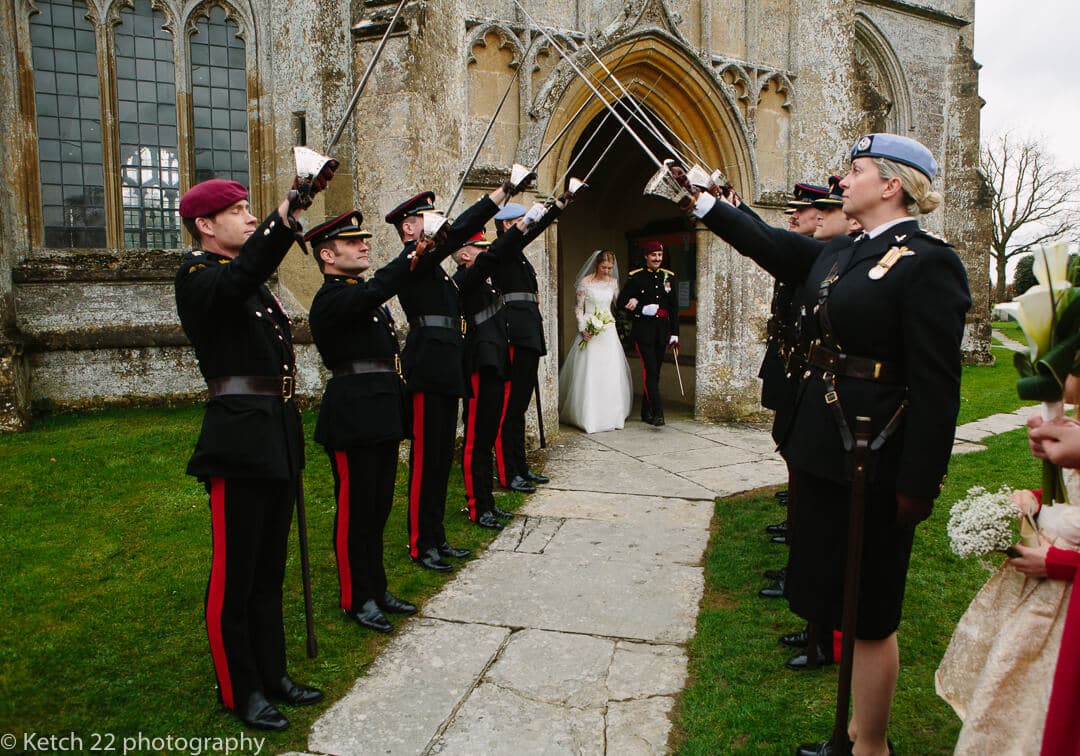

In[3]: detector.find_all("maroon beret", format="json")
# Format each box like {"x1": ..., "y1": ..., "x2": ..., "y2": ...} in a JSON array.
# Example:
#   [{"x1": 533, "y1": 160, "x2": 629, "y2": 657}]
[
  {"x1": 641, "y1": 240, "x2": 664, "y2": 254},
  {"x1": 179, "y1": 179, "x2": 248, "y2": 219},
  {"x1": 384, "y1": 191, "x2": 436, "y2": 226}
]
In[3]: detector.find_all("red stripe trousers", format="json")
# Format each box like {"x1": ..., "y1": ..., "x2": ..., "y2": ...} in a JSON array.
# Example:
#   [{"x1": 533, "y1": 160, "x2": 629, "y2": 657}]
[
  {"x1": 205, "y1": 476, "x2": 293, "y2": 712},
  {"x1": 328, "y1": 443, "x2": 399, "y2": 612},
  {"x1": 462, "y1": 368, "x2": 505, "y2": 520},
  {"x1": 407, "y1": 392, "x2": 458, "y2": 557}
]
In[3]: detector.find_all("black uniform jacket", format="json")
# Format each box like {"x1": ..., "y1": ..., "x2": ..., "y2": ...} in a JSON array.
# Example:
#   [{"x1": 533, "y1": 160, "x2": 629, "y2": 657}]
[
  {"x1": 489, "y1": 204, "x2": 562, "y2": 356},
  {"x1": 616, "y1": 266, "x2": 681, "y2": 341},
  {"x1": 175, "y1": 210, "x2": 303, "y2": 481},
  {"x1": 453, "y1": 226, "x2": 524, "y2": 381},
  {"x1": 397, "y1": 196, "x2": 500, "y2": 396},
  {"x1": 309, "y1": 254, "x2": 412, "y2": 450},
  {"x1": 700, "y1": 200, "x2": 971, "y2": 498}
]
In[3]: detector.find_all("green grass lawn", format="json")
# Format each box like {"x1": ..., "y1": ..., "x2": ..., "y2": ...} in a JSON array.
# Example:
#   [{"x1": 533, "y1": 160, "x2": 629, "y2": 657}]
[
  {"x1": 0, "y1": 405, "x2": 521, "y2": 752},
  {"x1": 672, "y1": 330, "x2": 1041, "y2": 753},
  {"x1": 0, "y1": 344, "x2": 1035, "y2": 754}
]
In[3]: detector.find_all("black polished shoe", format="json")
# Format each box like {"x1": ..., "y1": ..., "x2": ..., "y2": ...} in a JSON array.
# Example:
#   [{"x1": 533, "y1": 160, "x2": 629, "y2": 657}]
[
  {"x1": 765, "y1": 521, "x2": 787, "y2": 534},
  {"x1": 377, "y1": 590, "x2": 417, "y2": 615},
  {"x1": 652, "y1": 414, "x2": 666, "y2": 427},
  {"x1": 475, "y1": 510, "x2": 504, "y2": 530},
  {"x1": 508, "y1": 475, "x2": 536, "y2": 494},
  {"x1": 412, "y1": 547, "x2": 452, "y2": 572},
  {"x1": 524, "y1": 469, "x2": 549, "y2": 484},
  {"x1": 758, "y1": 579, "x2": 785, "y2": 599},
  {"x1": 764, "y1": 567, "x2": 786, "y2": 581},
  {"x1": 786, "y1": 644, "x2": 834, "y2": 670},
  {"x1": 270, "y1": 675, "x2": 324, "y2": 706},
  {"x1": 492, "y1": 504, "x2": 514, "y2": 518},
  {"x1": 770, "y1": 534, "x2": 787, "y2": 545},
  {"x1": 775, "y1": 489, "x2": 789, "y2": 502},
  {"x1": 641, "y1": 410, "x2": 654, "y2": 424},
  {"x1": 438, "y1": 542, "x2": 472, "y2": 559},
  {"x1": 348, "y1": 599, "x2": 393, "y2": 633},
  {"x1": 238, "y1": 691, "x2": 289, "y2": 731},
  {"x1": 780, "y1": 629, "x2": 809, "y2": 648},
  {"x1": 794, "y1": 739, "x2": 853, "y2": 756}
]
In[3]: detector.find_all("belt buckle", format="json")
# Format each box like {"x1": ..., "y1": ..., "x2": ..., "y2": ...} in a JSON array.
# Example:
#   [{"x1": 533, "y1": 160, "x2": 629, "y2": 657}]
[
  {"x1": 873, "y1": 362, "x2": 882, "y2": 380},
  {"x1": 824, "y1": 390, "x2": 839, "y2": 405},
  {"x1": 394, "y1": 354, "x2": 402, "y2": 375},
  {"x1": 281, "y1": 375, "x2": 295, "y2": 400},
  {"x1": 460, "y1": 318, "x2": 467, "y2": 336}
]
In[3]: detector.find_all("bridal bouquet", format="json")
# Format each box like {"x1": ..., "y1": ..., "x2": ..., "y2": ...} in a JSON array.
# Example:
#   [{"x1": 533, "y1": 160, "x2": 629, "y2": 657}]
[
  {"x1": 579, "y1": 308, "x2": 615, "y2": 349},
  {"x1": 998, "y1": 242, "x2": 1080, "y2": 504},
  {"x1": 946, "y1": 485, "x2": 1017, "y2": 558}
]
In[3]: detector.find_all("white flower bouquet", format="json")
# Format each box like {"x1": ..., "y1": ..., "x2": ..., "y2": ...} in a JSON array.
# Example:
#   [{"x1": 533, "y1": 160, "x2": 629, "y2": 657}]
[
  {"x1": 946, "y1": 485, "x2": 1018, "y2": 559},
  {"x1": 579, "y1": 307, "x2": 615, "y2": 349}
]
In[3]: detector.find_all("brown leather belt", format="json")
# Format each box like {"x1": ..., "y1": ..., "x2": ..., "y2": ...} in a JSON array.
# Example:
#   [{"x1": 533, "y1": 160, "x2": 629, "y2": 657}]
[
  {"x1": 331, "y1": 357, "x2": 400, "y2": 378},
  {"x1": 207, "y1": 375, "x2": 295, "y2": 400},
  {"x1": 807, "y1": 344, "x2": 900, "y2": 384},
  {"x1": 410, "y1": 315, "x2": 466, "y2": 335}
]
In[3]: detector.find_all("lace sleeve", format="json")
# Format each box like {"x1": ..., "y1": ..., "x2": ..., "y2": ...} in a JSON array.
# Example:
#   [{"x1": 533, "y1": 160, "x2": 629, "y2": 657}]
[{"x1": 575, "y1": 286, "x2": 587, "y2": 333}]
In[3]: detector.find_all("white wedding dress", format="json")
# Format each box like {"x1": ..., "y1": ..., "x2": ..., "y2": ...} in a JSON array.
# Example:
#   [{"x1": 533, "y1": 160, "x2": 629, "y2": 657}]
[{"x1": 558, "y1": 277, "x2": 633, "y2": 433}]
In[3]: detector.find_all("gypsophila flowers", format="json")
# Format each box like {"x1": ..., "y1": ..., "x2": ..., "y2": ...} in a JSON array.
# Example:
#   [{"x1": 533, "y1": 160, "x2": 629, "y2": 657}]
[{"x1": 946, "y1": 485, "x2": 1017, "y2": 558}]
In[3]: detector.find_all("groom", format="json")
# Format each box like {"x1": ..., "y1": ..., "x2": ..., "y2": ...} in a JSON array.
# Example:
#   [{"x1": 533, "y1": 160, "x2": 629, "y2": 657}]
[{"x1": 618, "y1": 241, "x2": 679, "y2": 426}]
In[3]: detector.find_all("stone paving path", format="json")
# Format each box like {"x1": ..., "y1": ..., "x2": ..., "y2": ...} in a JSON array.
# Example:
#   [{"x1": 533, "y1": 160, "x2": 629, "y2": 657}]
[{"x1": 298, "y1": 407, "x2": 1036, "y2": 755}]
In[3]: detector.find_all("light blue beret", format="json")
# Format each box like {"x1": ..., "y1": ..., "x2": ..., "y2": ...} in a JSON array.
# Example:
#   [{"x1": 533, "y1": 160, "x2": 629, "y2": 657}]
[
  {"x1": 849, "y1": 133, "x2": 937, "y2": 180},
  {"x1": 494, "y1": 202, "x2": 527, "y2": 221}
]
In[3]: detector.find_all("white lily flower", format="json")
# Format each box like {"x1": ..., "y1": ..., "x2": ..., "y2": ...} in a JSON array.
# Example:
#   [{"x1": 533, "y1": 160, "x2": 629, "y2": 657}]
[
  {"x1": 1014, "y1": 281, "x2": 1072, "y2": 361},
  {"x1": 1032, "y1": 242, "x2": 1071, "y2": 288}
]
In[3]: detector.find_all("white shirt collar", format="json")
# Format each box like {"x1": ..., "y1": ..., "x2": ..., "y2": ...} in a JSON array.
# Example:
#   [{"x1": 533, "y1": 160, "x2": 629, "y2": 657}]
[{"x1": 865, "y1": 216, "x2": 915, "y2": 240}]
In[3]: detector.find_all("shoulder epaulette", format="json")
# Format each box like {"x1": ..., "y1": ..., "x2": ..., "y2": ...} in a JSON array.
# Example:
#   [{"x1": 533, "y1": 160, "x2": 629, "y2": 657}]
[
  {"x1": 912, "y1": 229, "x2": 952, "y2": 247},
  {"x1": 186, "y1": 263, "x2": 207, "y2": 274},
  {"x1": 660, "y1": 268, "x2": 675, "y2": 276},
  {"x1": 628, "y1": 268, "x2": 644, "y2": 276}
]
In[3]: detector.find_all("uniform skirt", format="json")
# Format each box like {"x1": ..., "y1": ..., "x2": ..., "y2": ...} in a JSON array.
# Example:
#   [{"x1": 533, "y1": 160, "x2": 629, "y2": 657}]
[{"x1": 785, "y1": 466, "x2": 916, "y2": 640}]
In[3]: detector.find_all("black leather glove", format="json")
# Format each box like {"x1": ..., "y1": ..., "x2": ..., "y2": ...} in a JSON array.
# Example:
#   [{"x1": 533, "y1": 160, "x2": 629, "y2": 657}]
[{"x1": 895, "y1": 494, "x2": 933, "y2": 529}]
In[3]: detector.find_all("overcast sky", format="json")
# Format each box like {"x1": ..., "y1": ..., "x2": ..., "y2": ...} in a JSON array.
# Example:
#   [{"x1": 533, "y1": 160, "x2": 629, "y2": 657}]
[{"x1": 975, "y1": 0, "x2": 1080, "y2": 170}]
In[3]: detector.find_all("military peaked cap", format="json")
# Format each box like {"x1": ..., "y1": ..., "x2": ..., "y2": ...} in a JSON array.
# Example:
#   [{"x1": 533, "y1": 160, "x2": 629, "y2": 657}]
[
  {"x1": 812, "y1": 175, "x2": 844, "y2": 208},
  {"x1": 786, "y1": 182, "x2": 830, "y2": 209},
  {"x1": 304, "y1": 210, "x2": 371, "y2": 246},
  {"x1": 384, "y1": 191, "x2": 436, "y2": 225}
]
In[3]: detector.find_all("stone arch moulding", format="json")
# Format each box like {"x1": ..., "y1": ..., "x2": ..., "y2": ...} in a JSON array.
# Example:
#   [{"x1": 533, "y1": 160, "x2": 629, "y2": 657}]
[
  {"x1": 182, "y1": 0, "x2": 256, "y2": 44},
  {"x1": 532, "y1": 33, "x2": 756, "y2": 201},
  {"x1": 852, "y1": 11, "x2": 913, "y2": 134},
  {"x1": 464, "y1": 22, "x2": 525, "y2": 68}
]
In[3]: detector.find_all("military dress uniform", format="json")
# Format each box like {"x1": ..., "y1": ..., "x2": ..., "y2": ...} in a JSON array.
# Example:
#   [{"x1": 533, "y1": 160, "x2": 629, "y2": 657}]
[
  {"x1": 694, "y1": 194, "x2": 970, "y2": 639},
  {"x1": 491, "y1": 202, "x2": 562, "y2": 489},
  {"x1": 454, "y1": 228, "x2": 523, "y2": 526},
  {"x1": 616, "y1": 258, "x2": 680, "y2": 425},
  {"x1": 175, "y1": 189, "x2": 305, "y2": 722},
  {"x1": 388, "y1": 193, "x2": 501, "y2": 566},
  {"x1": 307, "y1": 212, "x2": 415, "y2": 631}
]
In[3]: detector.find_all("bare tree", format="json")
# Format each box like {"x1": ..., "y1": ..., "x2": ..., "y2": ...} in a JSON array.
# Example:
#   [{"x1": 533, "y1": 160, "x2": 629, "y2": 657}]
[{"x1": 983, "y1": 131, "x2": 1080, "y2": 302}]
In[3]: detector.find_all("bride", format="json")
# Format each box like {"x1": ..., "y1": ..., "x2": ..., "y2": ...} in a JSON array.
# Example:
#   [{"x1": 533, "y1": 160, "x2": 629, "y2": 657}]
[{"x1": 558, "y1": 250, "x2": 632, "y2": 433}]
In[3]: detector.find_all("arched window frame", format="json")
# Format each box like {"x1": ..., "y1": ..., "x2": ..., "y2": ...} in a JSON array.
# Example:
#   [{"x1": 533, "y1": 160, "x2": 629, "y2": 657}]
[{"x1": 14, "y1": 0, "x2": 258, "y2": 251}]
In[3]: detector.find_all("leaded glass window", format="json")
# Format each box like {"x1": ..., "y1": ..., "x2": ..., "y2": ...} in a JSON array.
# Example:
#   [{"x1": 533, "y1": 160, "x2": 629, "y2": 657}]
[
  {"x1": 30, "y1": 0, "x2": 106, "y2": 247},
  {"x1": 115, "y1": 0, "x2": 180, "y2": 248},
  {"x1": 190, "y1": 7, "x2": 248, "y2": 185}
]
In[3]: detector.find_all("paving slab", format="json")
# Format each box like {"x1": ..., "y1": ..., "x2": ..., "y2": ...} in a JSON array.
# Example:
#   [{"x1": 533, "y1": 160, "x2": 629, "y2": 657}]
[
  {"x1": 431, "y1": 683, "x2": 605, "y2": 756},
  {"x1": 638, "y1": 443, "x2": 761, "y2": 472},
  {"x1": 308, "y1": 619, "x2": 509, "y2": 756},
  {"x1": 542, "y1": 455, "x2": 716, "y2": 500},
  {"x1": 681, "y1": 457, "x2": 789, "y2": 497},
  {"x1": 607, "y1": 641, "x2": 688, "y2": 699},
  {"x1": 485, "y1": 629, "x2": 614, "y2": 707},
  {"x1": 422, "y1": 550, "x2": 704, "y2": 644},
  {"x1": 492, "y1": 514, "x2": 563, "y2": 553},
  {"x1": 693, "y1": 424, "x2": 779, "y2": 453},
  {"x1": 587, "y1": 424, "x2": 720, "y2": 456},
  {"x1": 520, "y1": 488, "x2": 713, "y2": 531},
  {"x1": 606, "y1": 697, "x2": 677, "y2": 755},
  {"x1": 951, "y1": 440, "x2": 987, "y2": 455}
]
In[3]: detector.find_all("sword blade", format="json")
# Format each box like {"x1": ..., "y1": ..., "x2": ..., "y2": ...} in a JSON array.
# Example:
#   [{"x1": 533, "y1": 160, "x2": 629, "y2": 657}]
[
  {"x1": 512, "y1": 0, "x2": 666, "y2": 172},
  {"x1": 326, "y1": 0, "x2": 410, "y2": 151}
]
